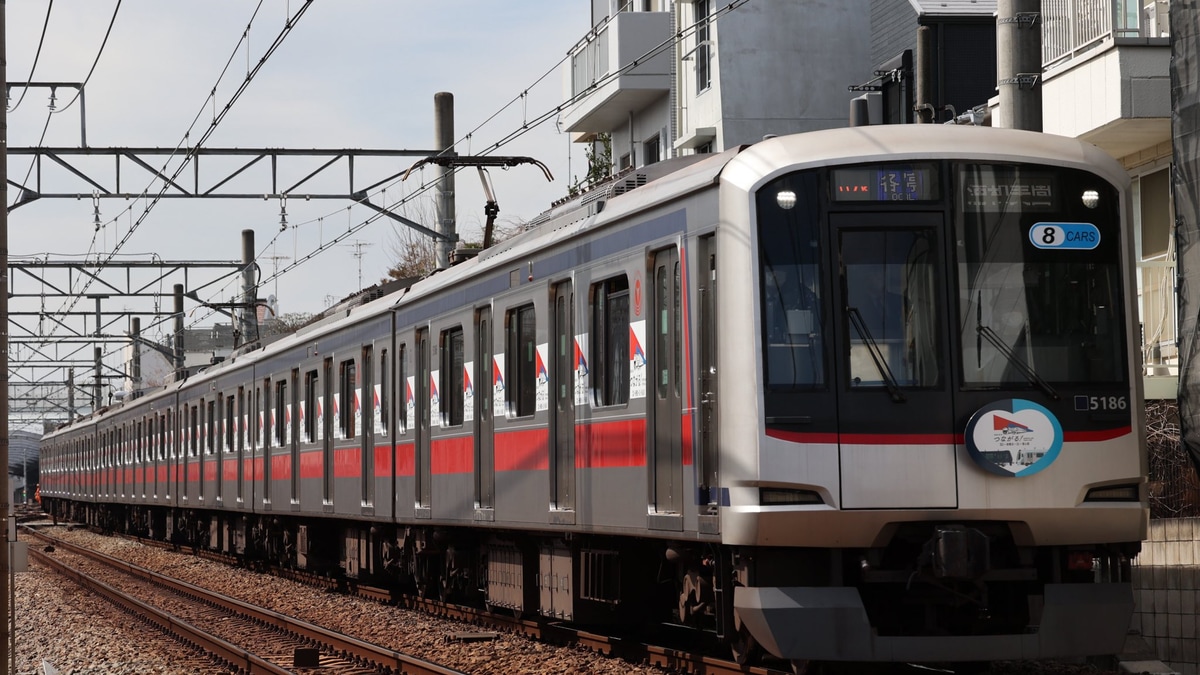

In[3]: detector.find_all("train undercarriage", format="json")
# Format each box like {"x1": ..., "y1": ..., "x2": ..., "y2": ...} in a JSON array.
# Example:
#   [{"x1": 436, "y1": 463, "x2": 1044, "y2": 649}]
[{"x1": 42, "y1": 497, "x2": 1139, "y2": 669}]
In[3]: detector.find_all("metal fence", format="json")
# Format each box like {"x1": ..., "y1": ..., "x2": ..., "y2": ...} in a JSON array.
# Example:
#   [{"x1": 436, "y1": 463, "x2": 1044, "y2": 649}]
[{"x1": 1042, "y1": 0, "x2": 1169, "y2": 69}]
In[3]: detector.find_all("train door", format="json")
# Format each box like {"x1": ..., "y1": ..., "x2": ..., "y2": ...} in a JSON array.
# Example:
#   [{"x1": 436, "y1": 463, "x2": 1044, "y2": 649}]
[
  {"x1": 830, "y1": 213, "x2": 956, "y2": 508},
  {"x1": 475, "y1": 308, "x2": 495, "y2": 512},
  {"x1": 552, "y1": 281, "x2": 576, "y2": 515},
  {"x1": 323, "y1": 357, "x2": 333, "y2": 506},
  {"x1": 697, "y1": 235, "x2": 719, "y2": 519},
  {"x1": 288, "y1": 369, "x2": 299, "y2": 505},
  {"x1": 362, "y1": 346, "x2": 375, "y2": 510},
  {"x1": 651, "y1": 247, "x2": 683, "y2": 520},
  {"x1": 416, "y1": 328, "x2": 432, "y2": 515},
  {"x1": 237, "y1": 387, "x2": 246, "y2": 504},
  {"x1": 260, "y1": 380, "x2": 270, "y2": 507}
]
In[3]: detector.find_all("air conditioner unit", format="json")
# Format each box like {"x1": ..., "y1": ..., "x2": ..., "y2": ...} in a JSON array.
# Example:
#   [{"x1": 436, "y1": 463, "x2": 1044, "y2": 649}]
[{"x1": 1143, "y1": 1, "x2": 1169, "y2": 38}]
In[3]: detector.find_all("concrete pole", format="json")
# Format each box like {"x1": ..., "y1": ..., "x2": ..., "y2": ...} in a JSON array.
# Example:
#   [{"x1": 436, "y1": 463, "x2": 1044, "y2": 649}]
[
  {"x1": 996, "y1": 0, "x2": 1043, "y2": 131},
  {"x1": 68, "y1": 367, "x2": 76, "y2": 422},
  {"x1": 173, "y1": 284, "x2": 185, "y2": 381},
  {"x1": 131, "y1": 317, "x2": 142, "y2": 396},
  {"x1": 434, "y1": 92, "x2": 455, "y2": 270},
  {"x1": 915, "y1": 26, "x2": 934, "y2": 124},
  {"x1": 241, "y1": 229, "x2": 256, "y2": 346},
  {"x1": 94, "y1": 346, "x2": 103, "y2": 410},
  {"x1": 849, "y1": 98, "x2": 870, "y2": 127},
  {"x1": 1, "y1": 3, "x2": 11, "y2": 670}
]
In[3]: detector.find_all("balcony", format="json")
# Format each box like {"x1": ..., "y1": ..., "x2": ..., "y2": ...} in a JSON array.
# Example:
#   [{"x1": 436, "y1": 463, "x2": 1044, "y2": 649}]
[
  {"x1": 560, "y1": 11, "x2": 671, "y2": 135},
  {"x1": 1041, "y1": 0, "x2": 1171, "y2": 158}
]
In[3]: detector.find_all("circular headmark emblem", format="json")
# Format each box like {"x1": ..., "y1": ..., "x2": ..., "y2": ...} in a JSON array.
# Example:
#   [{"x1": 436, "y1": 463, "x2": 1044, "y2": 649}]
[{"x1": 964, "y1": 399, "x2": 1063, "y2": 477}]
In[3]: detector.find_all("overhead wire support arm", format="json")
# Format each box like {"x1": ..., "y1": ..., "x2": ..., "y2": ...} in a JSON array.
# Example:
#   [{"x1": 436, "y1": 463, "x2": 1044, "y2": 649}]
[
  {"x1": 350, "y1": 191, "x2": 450, "y2": 242},
  {"x1": 402, "y1": 155, "x2": 554, "y2": 249}
]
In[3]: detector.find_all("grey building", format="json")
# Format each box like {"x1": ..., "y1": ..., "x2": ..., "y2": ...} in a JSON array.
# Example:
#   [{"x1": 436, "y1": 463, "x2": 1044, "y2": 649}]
[{"x1": 560, "y1": 0, "x2": 874, "y2": 170}]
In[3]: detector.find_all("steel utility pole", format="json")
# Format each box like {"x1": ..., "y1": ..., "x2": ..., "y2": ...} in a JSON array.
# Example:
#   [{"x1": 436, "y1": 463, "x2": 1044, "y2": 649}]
[
  {"x1": 434, "y1": 92, "x2": 456, "y2": 270},
  {"x1": 2, "y1": 4, "x2": 12, "y2": 672}
]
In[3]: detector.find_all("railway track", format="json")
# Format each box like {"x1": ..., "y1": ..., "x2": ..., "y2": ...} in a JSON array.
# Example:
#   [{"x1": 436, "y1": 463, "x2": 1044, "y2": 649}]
[
  {"x1": 25, "y1": 526, "x2": 465, "y2": 675},
  {"x1": 27, "y1": 522, "x2": 792, "y2": 675}
]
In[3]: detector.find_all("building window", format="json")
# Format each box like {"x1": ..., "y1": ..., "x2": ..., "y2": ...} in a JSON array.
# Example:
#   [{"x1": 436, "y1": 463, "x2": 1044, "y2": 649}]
[
  {"x1": 643, "y1": 135, "x2": 661, "y2": 166},
  {"x1": 506, "y1": 305, "x2": 537, "y2": 417},
  {"x1": 619, "y1": 153, "x2": 632, "y2": 171},
  {"x1": 592, "y1": 276, "x2": 630, "y2": 406},
  {"x1": 696, "y1": 0, "x2": 712, "y2": 92},
  {"x1": 695, "y1": 141, "x2": 713, "y2": 154}
]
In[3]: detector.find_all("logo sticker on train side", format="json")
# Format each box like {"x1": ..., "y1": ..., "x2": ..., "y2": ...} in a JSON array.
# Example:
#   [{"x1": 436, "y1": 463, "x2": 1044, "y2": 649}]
[
  {"x1": 965, "y1": 399, "x2": 1063, "y2": 477},
  {"x1": 1028, "y1": 222, "x2": 1100, "y2": 250},
  {"x1": 630, "y1": 320, "x2": 647, "y2": 400}
]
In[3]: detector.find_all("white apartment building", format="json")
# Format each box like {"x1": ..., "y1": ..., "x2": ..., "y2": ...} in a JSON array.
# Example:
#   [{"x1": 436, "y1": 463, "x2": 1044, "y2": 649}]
[{"x1": 559, "y1": 0, "x2": 1175, "y2": 399}]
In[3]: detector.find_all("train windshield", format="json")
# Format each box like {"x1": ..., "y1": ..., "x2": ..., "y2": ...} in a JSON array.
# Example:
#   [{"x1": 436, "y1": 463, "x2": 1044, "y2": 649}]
[
  {"x1": 956, "y1": 163, "x2": 1127, "y2": 386},
  {"x1": 755, "y1": 160, "x2": 1128, "y2": 402},
  {"x1": 758, "y1": 172, "x2": 825, "y2": 390}
]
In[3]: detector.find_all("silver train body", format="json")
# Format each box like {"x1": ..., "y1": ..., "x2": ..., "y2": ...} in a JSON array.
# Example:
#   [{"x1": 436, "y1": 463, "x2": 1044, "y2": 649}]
[{"x1": 41, "y1": 125, "x2": 1148, "y2": 665}]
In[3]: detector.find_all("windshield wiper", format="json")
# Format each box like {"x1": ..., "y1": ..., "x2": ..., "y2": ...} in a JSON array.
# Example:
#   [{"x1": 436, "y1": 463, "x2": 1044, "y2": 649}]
[
  {"x1": 847, "y1": 306, "x2": 906, "y2": 402},
  {"x1": 974, "y1": 297, "x2": 1060, "y2": 400}
]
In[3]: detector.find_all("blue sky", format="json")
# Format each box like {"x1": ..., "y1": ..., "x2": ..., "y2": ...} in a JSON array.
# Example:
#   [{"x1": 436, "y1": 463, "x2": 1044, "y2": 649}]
[{"x1": 6, "y1": 1, "x2": 589, "y2": 323}]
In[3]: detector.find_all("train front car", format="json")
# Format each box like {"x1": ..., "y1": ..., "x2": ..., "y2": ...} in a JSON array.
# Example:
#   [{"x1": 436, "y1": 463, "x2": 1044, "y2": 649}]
[{"x1": 717, "y1": 125, "x2": 1147, "y2": 664}]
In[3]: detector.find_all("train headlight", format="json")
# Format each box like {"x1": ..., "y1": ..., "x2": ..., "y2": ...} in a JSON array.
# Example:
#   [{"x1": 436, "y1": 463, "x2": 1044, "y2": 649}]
[
  {"x1": 1081, "y1": 189, "x2": 1100, "y2": 209},
  {"x1": 776, "y1": 190, "x2": 797, "y2": 210},
  {"x1": 760, "y1": 487, "x2": 824, "y2": 506},
  {"x1": 1083, "y1": 484, "x2": 1140, "y2": 502}
]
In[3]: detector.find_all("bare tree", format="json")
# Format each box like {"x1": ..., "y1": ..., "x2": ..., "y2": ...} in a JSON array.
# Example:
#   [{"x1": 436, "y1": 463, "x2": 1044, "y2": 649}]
[
  {"x1": 261, "y1": 311, "x2": 317, "y2": 337},
  {"x1": 383, "y1": 195, "x2": 526, "y2": 282}
]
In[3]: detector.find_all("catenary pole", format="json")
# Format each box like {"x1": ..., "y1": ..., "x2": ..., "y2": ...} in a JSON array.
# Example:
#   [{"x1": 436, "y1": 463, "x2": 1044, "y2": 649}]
[
  {"x1": 1, "y1": 1, "x2": 12, "y2": 671},
  {"x1": 434, "y1": 92, "x2": 455, "y2": 269}
]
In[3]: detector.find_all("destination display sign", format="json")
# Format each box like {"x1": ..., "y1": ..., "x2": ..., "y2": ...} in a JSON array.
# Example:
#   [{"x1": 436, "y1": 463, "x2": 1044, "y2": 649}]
[
  {"x1": 961, "y1": 169, "x2": 1058, "y2": 212},
  {"x1": 831, "y1": 164, "x2": 938, "y2": 202}
]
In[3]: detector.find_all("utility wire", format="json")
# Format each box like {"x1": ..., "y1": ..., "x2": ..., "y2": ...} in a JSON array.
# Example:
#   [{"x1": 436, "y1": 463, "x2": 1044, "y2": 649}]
[
  {"x1": 52, "y1": 0, "x2": 123, "y2": 114},
  {"x1": 16, "y1": 2, "x2": 315, "y2": 390},
  {"x1": 41, "y1": 2, "x2": 315, "y2": 338},
  {"x1": 7, "y1": 0, "x2": 53, "y2": 114},
  {"x1": 242, "y1": 0, "x2": 748, "y2": 305}
]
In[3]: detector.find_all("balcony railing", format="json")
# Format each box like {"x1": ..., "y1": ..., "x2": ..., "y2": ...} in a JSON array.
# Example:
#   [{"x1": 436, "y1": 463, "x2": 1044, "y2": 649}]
[
  {"x1": 1042, "y1": 0, "x2": 1169, "y2": 69},
  {"x1": 571, "y1": 27, "x2": 611, "y2": 98}
]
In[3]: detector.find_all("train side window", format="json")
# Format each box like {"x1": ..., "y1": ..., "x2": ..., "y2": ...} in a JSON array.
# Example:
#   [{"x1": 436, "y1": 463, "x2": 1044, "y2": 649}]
[
  {"x1": 506, "y1": 304, "x2": 537, "y2": 417},
  {"x1": 756, "y1": 171, "x2": 825, "y2": 390},
  {"x1": 340, "y1": 359, "x2": 357, "y2": 438},
  {"x1": 379, "y1": 349, "x2": 389, "y2": 434},
  {"x1": 304, "y1": 369, "x2": 319, "y2": 443},
  {"x1": 398, "y1": 343, "x2": 408, "y2": 432},
  {"x1": 592, "y1": 276, "x2": 630, "y2": 407},
  {"x1": 262, "y1": 380, "x2": 271, "y2": 449},
  {"x1": 206, "y1": 400, "x2": 216, "y2": 455},
  {"x1": 190, "y1": 405, "x2": 199, "y2": 457},
  {"x1": 275, "y1": 379, "x2": 288, "y2": 446},
  {"x1": 440, "y1": 326, "x2": 465, "y2": 426},
  {"x1": 225, "y1": 394, "x2": 236, "y2": 452}
]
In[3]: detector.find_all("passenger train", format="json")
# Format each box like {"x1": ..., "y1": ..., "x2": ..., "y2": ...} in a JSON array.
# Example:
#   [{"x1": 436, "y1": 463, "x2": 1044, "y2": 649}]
[{"x1": 40, "y1": 124, "x2": 1148, "y2": 666}]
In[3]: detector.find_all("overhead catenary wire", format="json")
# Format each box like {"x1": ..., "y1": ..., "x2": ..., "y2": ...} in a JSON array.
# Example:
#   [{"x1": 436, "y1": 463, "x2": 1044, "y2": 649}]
[
  {"x1": 50, "y1": 0, "x2": 123, "y2": 114},
  {"x1": 21, "y1": 1, "x2": 750, "y2": 408},
  {"x1": 7, "y1": 0, "x2": 54, "y2": 114},
  {"x1": 30, "y1": 2, "x2": 315, "y2": 347},
  {"x1": 241, "y1": 0, "x2": 749, "y2": 306},
  {"x1": 10, "y1": 2, "x2": 315, "y2": 400}
]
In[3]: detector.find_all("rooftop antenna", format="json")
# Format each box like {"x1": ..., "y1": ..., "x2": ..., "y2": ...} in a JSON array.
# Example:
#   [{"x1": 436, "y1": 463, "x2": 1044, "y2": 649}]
[{"x1": 344, "y1": 240, "x2": 372, "y2": 290}]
